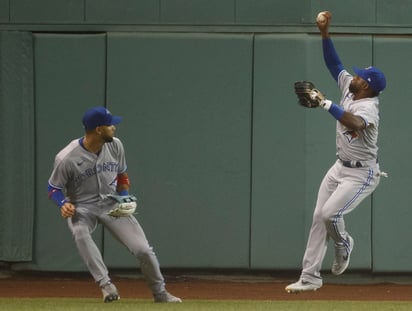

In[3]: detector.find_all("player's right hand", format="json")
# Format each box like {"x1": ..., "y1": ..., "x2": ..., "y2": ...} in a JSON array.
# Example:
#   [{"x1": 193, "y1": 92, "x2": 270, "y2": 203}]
[{"x1": 61, "y1": 202, "x2": 76, "y2": 218}]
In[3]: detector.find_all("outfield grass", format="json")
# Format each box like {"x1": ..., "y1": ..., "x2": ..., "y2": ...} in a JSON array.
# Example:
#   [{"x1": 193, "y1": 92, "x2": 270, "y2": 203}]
[{"x1": 1, "y1": 298, "x2": 412, "y2": 311}]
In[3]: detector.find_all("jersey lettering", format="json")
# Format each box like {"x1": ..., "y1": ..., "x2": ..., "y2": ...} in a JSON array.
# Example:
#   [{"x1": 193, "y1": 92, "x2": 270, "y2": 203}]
[
  {"x1": 97, "y1": 162, "x2": 119, "y2": 173},
  {"x1": 73, "y1": 161, "x2": 119, "y2": 186}
]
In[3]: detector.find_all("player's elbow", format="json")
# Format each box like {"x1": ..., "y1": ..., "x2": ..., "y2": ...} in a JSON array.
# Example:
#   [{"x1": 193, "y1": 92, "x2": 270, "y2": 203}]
[
  {"x1": 340, "y1": 115, "x2": 366, "y2": 131},
  {"x1": 351, "y1": 119, "x2": 367, "y2": 131}
]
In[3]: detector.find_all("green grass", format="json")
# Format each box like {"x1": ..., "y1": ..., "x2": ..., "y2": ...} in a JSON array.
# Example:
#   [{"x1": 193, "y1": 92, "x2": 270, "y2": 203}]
[{"x1": 1, "y1": 298, "x2": 412, "y2": 311}]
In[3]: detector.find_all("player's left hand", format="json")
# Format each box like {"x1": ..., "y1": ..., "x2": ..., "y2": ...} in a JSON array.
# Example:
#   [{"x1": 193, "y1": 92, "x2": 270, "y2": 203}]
[
  {"x1": 294, "y1": 81, "x2": 325, "y2": 108},
  {"x1": 106, "y1": 194, "x2": 138, "y2": 217}
]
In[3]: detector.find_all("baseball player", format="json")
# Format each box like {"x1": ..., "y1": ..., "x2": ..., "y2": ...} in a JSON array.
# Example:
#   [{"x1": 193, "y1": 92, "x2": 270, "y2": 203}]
[
  {"x1": 286, "y1": 11, "x2": 387, "y2": 293},
  {"x1": 47, "y1": 106, "x2": 182, "y2": 303}
]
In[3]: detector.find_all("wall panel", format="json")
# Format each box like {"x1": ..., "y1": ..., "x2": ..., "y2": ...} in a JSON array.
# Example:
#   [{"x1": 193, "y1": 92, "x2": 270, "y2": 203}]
[
  {"x1": 160, "y1": 0, "x2": 234, "y2": 24},
  {"x1": 236, "y1": 0, "x2": 310, "y2": 24},
  {"x1": 0, "y1": 0, "x2": 9, "y2": 22},
  {"x1": 250, "y1": 34, "x2": 308, "y2": 269},
  {"x1": 86, "y1": 0, "x2": 159, "y2": 24},
  {"x1": 103, "y1": 32, "x2": 253, "y2": 268},
  {"x1": 372, "y1": 36, "x2": 412, "y2": 272},
  {"x1": 0, "y1": 31, "x2": 34, "y2": 262},
  {"x1": 377, "y1": 0, "x2": 412, "y2": 25},
  {"x1": 32, "y1": 33, "x2": 106, "y2": 271},
  {"x1": 11, "y1": 0, "x2": 84, "y2": 23}
]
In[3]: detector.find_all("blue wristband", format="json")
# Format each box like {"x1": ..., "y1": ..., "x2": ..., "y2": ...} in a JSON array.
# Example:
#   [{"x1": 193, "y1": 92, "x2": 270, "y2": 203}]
[
  {"x1": 329, "y1": 103, "x2": 345, "y2": 120},
  {"x1": 118, "y1": 190, "x2": 129, "y2": 196},
  {"x1": 47, "y1": 185, "x2": 67, "y2": 207}
]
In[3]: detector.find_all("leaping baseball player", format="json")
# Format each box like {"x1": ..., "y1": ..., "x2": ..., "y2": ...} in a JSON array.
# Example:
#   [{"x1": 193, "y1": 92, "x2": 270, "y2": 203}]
[
  {"x1": 286, "y1": 11, "x2": 387, "y2": 293},
  {"x1": 47, "y1": 106, "x2": 182, "y2": 303}
]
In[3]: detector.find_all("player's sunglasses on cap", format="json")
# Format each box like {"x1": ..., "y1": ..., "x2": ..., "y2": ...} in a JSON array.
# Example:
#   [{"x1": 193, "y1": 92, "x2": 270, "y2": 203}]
[
  {"x1": 353, "y1": 66, "x2": 386, "y2": 94},
  {"x1": 82, "y1": 106, "x2": 122, "y2": 130}
]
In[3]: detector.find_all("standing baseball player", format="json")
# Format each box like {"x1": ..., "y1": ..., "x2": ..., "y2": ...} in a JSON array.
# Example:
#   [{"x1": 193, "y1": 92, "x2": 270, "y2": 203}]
[
  {"x1": 286, "y1": 11, "x2": 387, "y2": 293},
  {"x1": 47, "y1": 106, "x2": 182, "y2": 303}
]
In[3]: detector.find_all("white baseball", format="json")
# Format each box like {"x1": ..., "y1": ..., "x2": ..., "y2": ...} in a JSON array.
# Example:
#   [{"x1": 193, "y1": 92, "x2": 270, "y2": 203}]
[{"x1": 317, "y1": 13, "x2": 327, "y2": 23}]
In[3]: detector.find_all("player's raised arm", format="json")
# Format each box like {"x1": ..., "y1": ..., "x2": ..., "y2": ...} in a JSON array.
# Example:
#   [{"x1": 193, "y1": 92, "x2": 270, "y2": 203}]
[
  {"x1": 316, "y1": 11, "x2": 331, "y2": 38},
  {"x1": 317, "y1": 11, "x2": 344, "y2": 82}
]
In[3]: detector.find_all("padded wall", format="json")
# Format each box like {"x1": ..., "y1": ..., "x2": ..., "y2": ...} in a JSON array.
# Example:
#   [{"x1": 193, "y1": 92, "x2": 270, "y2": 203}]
[
  {"x1": 19, "y1": 31, "x2": 412, "y2": 273},
  {"x1": 0, "y1": 31, "x2": 34, "y2": 261},
  {"x1": 103, "y1": 32, "x2": 253, "y2": 268},
  {"x1": 372, "y1": 37, "x2": 412, "y2": 272},
  {"x1": 32, "y1": 33, "x2": 106, "y2": 271},
  {"x1": 250, "y1": 34, "x2": 308, "y2": 269}
]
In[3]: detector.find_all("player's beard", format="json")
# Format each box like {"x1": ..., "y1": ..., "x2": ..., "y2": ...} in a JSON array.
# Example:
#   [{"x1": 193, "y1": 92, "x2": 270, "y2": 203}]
[
  {"x1": 349, "y1": 81, "x2": 358, "y2": 93},
  {"x1": 101, "y1": 133, "x2": 114, "y2": 143},
  {"x1": 103, "y1": 136, "x2": 114, "y2": 143}
]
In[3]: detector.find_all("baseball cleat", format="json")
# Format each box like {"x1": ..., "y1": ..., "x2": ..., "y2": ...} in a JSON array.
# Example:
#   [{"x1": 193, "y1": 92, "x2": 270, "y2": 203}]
[
  {"x1": 153, "y1": 291, "x2": 182, "y2": 303},
  {"x1": 332, "y1": 235, "x2": 354, "y2": 276},
  {"x1": 101, "y1": 281, "x2": 120, "y2": 303},
  {"x1": 285, "y1": 280, "x2": 321, "y2": 293}
]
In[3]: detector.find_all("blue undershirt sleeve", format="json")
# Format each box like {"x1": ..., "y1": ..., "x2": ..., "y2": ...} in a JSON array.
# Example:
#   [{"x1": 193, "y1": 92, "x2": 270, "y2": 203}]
[
  {"x1": 47, "y1": 184, "x2": 67, "y2": 207},
  {"x1": 323, "y1": 38, "x2": 345, "y2": 82}
]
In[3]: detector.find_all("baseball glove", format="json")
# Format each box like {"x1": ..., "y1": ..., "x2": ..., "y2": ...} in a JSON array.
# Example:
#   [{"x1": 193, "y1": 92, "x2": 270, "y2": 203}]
[
  {"x1": 106, "y1": 194, "x2": 137, "y2": 217},
  {"x1": 294, "y1": 81, "x2": 325, "y2": 108}
]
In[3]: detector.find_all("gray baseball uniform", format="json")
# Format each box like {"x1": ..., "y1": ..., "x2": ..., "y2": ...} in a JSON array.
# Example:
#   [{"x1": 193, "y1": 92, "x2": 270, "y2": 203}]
[
  {"x1": 48, "y1": 137, "x2": 166, "y2": 293},
  {"x1": 299, "y1": 70, "x2": 382, "y2": 286}
]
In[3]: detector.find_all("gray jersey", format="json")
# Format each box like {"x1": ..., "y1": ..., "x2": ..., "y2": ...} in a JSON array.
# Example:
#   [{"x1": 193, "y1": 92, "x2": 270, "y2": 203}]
[
  {"x1": 48, "y1": 137, "x2": 127, "y2": 205},
  {"x1": 336, "y1": 70, "x2": 380, "y2": 161}
]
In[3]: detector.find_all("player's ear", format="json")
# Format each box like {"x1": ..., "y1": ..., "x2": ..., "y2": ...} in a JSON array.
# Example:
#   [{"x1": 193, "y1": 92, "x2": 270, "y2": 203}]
[{"x1": 361, "y1": 80, "x2": 370, "y2": 90}]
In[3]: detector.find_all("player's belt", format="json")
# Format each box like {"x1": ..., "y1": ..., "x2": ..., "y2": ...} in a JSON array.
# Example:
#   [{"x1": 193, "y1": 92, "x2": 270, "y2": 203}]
[{"x1": 338, "y1": 158, "x2": 378, "y2": 168}]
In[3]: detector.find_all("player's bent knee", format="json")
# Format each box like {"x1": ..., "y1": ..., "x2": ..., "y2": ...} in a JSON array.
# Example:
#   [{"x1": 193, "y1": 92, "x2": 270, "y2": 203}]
[{"x1": 133, "y1": 246, "x2": 156, "y2": 259}]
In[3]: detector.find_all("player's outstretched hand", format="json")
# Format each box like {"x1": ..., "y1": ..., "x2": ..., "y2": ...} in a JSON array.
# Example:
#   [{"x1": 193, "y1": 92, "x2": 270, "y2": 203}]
[
  {"x1": 316, "y1": 11, "x2": 331, "y2": 34},
  {"x1": 61, "y1": 202, "x2": 76, "y2": 218}
]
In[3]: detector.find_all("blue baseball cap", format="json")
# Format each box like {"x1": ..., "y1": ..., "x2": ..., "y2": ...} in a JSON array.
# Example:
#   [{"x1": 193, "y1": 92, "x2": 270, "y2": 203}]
[
  {"x1": 353, "y1": 66, "x2": 386, "y2": 94},
  {"x1": 82, "y1": 106, "x2": 122, "y2": 130}
]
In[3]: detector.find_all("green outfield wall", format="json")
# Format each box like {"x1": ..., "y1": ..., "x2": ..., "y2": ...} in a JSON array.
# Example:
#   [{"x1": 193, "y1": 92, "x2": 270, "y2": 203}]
[{"x1": 0, "y1": 0, "x2": 410, "y2": 274}]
